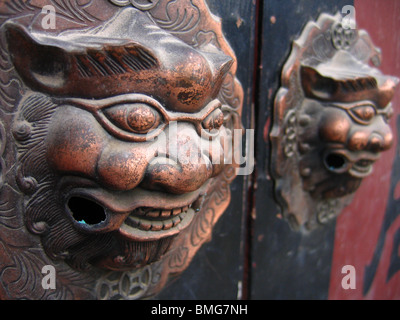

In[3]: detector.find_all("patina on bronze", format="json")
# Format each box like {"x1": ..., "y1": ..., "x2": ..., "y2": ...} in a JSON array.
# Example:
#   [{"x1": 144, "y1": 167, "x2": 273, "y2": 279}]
[
  {"x1": 0, "y1": 0, "x2": 243, "y2": 299},
  {"x1": 270, "y1": 13, "x2": 398, "y2": 231}
]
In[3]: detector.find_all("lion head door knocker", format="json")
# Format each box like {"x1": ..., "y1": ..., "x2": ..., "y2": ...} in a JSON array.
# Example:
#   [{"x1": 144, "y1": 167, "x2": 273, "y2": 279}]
[
  {"x1": 270, "y1": 13, "x2": 398, "y2": 231},
  {"x1": 0, "y1": 0, "x2": 243, "y2": 299}
]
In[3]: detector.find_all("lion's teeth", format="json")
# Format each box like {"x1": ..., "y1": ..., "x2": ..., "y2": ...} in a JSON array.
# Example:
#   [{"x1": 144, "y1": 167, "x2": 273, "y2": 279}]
[
  {"x1": 151, "y1": 221, "x2": 163, "y2": 231},
  {"x1": 140, "y1": 221, "x2": 152, "y2": 231},
  {"x1": 163, "y1": 220, "x2": 173, "y2": 230},
  {"x1": 133, "y1": 217, "x2": 151, "y2": 231},
  {"x1": 172, "y1": 216, "x2": 180, "y2": 227},
  {"x1": 146, "y1": 210, "x2": 160, "y2": 218},
  {"x1": 136, "y1": 208, "x2": 146, "y2": 216},
  {"x1": 161, "y1": 209, "x2": 172, "y2": 217},
  {"x1": 126, "y1": 202, "x2": 196, "y2": 232},
  {"x1": 172, "y1": 208, "x2": 182, "y2": 215}
]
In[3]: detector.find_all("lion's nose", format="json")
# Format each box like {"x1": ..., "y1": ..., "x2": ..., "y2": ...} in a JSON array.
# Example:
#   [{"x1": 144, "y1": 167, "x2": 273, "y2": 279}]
[
  {"x1": 140, "y1": 124, "x2": 224, "y2": 194},
  {"x1": 140, "y1": 155, "x2": 213, "y2": 194},
  {"x1": 367, "y1": 131, "x2": 393, "y2": 152},
  {"x1": 348, "y1": 129, "x2": 393, "y2": 153}
]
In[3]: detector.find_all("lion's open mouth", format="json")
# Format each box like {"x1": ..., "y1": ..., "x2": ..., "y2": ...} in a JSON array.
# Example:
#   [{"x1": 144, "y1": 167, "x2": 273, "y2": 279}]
[
  {"x1": 67, "y1": 196, "x2": 201, "y2": 241},
  {"x1": 323, "y1": 149, "x2": 378, "y2": 179},
  {"x1": 63, "y1": 180, "x2": 209, "y2": 242},
  {"x1": 349, "y1": 159, "x2": 375, "y2": 178},
  {"x1": 125, "y1": 204, "x2": 193, "y2": 231},
  {"x1": 119, "y1": 202, "x2": 199, "y2": 241}
]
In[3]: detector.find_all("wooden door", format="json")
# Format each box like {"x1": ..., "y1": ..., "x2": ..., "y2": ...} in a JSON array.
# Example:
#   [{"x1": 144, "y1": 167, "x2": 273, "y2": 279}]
[
  {"x1": 0, "y1": 0, "x2": 399, "y2": 300},
  {"x1": 158, "y1": 0, "x2": 400, "y2": 300}
]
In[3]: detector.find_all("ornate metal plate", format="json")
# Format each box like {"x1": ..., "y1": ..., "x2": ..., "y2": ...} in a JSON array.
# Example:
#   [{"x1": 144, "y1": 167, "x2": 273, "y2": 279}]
[
  {"x1": 270, "y1": 12, "x2": 398, "y2": 231},
  {"x1": 0, "y1": 0, "x2": 243, "y2": 299}
]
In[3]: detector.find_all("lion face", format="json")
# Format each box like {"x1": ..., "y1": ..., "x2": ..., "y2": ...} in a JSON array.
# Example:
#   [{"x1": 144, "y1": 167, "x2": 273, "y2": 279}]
[
  {"x1": 297, "y1": 97, "x2": 393, "y2": 199},
  {"x1": 42, "y1": 94, "x2": 228, "y2": 270},
  {"x1": 270, "y1": 15, "x2": 399, "y2": 230},
  {"x1": 7, "y1": 7, "x2": 238, "y2": 271}
]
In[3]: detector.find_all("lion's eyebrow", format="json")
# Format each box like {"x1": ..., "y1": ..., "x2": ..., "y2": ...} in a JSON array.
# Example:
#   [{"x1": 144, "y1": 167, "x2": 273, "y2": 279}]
[{"x1": 73, "y1": 44, "x2": 159, "y2": 79}]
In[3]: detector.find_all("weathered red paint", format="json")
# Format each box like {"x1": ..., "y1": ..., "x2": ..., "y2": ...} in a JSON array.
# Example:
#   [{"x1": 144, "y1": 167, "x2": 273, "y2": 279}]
[{"x1": 329, "y1": 0, "x2": 400, "y2": 299}]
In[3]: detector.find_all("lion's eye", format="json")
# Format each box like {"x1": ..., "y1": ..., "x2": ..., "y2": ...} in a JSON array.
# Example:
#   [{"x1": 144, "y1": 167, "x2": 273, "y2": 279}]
[
  {"x1": 350, "y1": 105, "x2": 376, "y2": 123},
  {"x1": 104, "y1": 103, "x2": 161, "y2": 134},
  {"x1": 383, "y1": 105, "x2": 394, "y2": 123},
  {"x1": 202, "y1": 108, "x2": 224, "y2": 131}
]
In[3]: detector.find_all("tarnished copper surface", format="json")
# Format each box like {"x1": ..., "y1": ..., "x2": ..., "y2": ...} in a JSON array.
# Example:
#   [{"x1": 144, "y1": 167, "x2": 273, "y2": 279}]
[
  {"x1": 270, "y1": 13, "x2": 398, "y2": 231},
  {"x1": 0, "y1": 0, "x2": 243, "y2": 299}
]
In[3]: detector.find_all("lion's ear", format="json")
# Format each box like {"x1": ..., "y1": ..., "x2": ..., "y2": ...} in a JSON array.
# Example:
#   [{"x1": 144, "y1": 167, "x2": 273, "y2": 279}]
[
  {"x1": 300, "y1": 66, "x2": 337, "y2": 100},
  {"x1": 5, "y1": 23, "x2": 71, "y2": 92},
  {"x1": 4, "y1": 21, "x2": 161, "y2": 98},
  {"x1": 200, "y1": 50, "x2": 233, "y2": 96}
]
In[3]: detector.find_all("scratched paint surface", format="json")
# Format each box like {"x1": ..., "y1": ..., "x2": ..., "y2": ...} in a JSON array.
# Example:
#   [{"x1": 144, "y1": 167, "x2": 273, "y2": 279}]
[{"x1": 329, "y1": 0, "x2": 400, "y2": 300}]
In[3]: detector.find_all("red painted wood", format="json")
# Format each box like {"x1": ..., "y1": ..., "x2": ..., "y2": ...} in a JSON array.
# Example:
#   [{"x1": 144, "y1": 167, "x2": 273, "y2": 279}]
[{"x1": 329, "y1": 0, "x2": 400, "y2": 299}]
